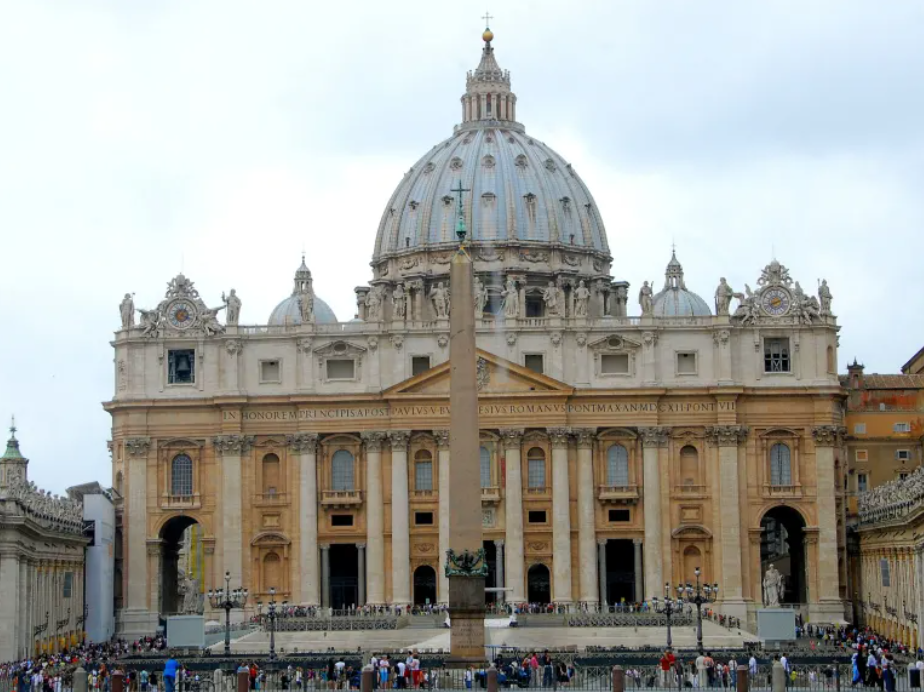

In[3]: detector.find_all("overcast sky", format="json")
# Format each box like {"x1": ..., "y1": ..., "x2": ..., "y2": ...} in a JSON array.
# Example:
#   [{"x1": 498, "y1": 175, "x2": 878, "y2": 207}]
[{"x1": 1, "y1": 1, "x2": 922, "y2": 494}]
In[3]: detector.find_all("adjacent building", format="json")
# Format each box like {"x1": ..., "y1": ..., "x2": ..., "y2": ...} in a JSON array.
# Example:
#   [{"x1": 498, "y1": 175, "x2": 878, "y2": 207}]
[{"x1": 107, "y1": 27, "x2": 848, "y2": 638}]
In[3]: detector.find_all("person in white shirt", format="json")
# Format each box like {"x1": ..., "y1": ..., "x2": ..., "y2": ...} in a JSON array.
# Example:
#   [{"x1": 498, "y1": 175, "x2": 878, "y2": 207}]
[
  {"x1": 748, "y1": 656, "x2": 758, "y2": 677},
  {"x1": 695, "y1": 655, "x2": 706, "y2": 688},
  {"x1": 396, "y1": 661, "x2": 407, "y2": 689}
]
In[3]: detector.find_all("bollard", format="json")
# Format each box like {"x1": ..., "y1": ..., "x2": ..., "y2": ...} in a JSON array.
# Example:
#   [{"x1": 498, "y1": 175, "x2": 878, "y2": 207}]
[
  {"x1": 771, "y1": 662, "x2": 786, "y2": 692},
  {"x1": 111, "y1": 672, "x2": 124, "y2": 692},
  {"x1": 612, "y1": 665, "x2": 625, "y2": 692},
  {"x1": 361, "y1": 665, "x2": 374, "y2": 692},
  {"x1": 237, "y1": 671, "x2": 249, "y2": 692},
  {"x1": 73, "y1": 667, "x2": 88, "y2": 692},
  {"x1": 737, "y1": 667, "x2": 749, "y2": 692},
  {"x1": 487, "y1": 666, "x2": 498, "y2": 692},
  {"x1": 214, "y1": 669, "x2": 223, "y2": 692}
]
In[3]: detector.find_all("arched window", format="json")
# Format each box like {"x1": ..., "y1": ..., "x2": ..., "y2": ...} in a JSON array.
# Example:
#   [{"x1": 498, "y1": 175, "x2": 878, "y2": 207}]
[
  {"x1": 171, "y1": 454, "x2": 193, "y2": 496},
  {"x1": 679, "y1": 445, "x2": 699, "y2": 486},
  {"x1": 480, "y1": 446, "x2": 492, "y2": 488},
  {"x1": 415, "y1": 450, "x2": 433, "y2": 491},
  {"x1": 527, "y1": 447, "x2": 546, "y2": 489},
  {"x1": 331, "y1": 450, "x2": 355, "y2": 491},
  {"x1": 262, "y1": 453, "x2": 281, "y2": 496},
  {"x1": 115, "y1": 470, "x2": 124, "y2": 496},
  {"x1": 606, "y1": 445, "x2": 629, "y2": 486},
  {"x1": 770, "y1": 443, "x2": 792, "y2": 486},
  {"x1": 263, "y1": 552, "x2": 281, "y2": 592}
]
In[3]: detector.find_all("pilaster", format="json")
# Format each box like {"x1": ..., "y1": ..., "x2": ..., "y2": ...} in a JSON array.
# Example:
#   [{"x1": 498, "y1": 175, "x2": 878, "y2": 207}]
[
  {"x1": 288, "y1": 432, "x2": 319, "y2": 605},
  {"x1": 213, "y1": 434, "x2": 254, "y2": 588},
  {"x1": 548, "y1": 427, "x2": 573, "y2": 606},
  {"x1": 122, "y1": 437, "x2": 156, "y2": 636},
  {"x1": 810, "y1": 425, "x2": 847, "y2": 621},
  {"x1": 434, "y1": 429, "x2": 451, "y2": 603},
  {"x1": 362, "y1": 431, "x2": 387, "y2": 604},
  {"x1": 639, "y1": 427, "x2": 668, "y2": 598},
  {"x1": 500, "y1": 429, "x2": 525, "y2": 602},
  {"x1": 389, "y1": 430, "x2": 412, "y2": 606},
  {"x1": 573, "y1": 428, "x2": 598, "y2": 604}
]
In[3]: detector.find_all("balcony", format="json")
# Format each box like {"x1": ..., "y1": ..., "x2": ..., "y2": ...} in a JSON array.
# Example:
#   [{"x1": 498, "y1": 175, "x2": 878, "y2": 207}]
[
  {"x1": 161, "y1": 494, "x2": 201, "y2": 510},
  {"x1": 410, "y1": 489, "x2": 436, "y2": 502},
  {"x1": 762, "y1": 484, "x2": 802, "y2": 499},
  {"x1": 320, "y1": 490, "x2": 364, "y2": 508},
  {"x1": 481, "y1": 486, "x2": 502, "y2": 505},
  {"x1": 525, "y1": 486, "x2": 551, "y2": 499},
  {"x1": 597, "y1": 485, "x2": 640, "y2": 505},
  {"x1": 254, "y1": 492, "x2": 289, "y2": 506},
  {"x1": 673, "y1": 484, "x2": 707, "y2": 498}
]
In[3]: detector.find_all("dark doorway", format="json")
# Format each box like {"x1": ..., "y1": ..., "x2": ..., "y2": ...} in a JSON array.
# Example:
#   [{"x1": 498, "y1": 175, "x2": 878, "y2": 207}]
[
  {"x1": 760, "y1": 506, "x2": 807, "y2": 604},
  {"x1": 483, "y1": 541, "x2": 498, "y2": 604},
  {"x1": 606, "y1": 539, "x2": 637, "y2": 604},
  {"x1": 329, "y1": 544, "x2": 359, "y2": 609},
  {"x1": 527, "y1": 563, "x2": 551, "y2": 604},
  {"x1": 158, "y1": 515, "x2": 200, "y2": 617},
  {"x1": 413, "y1": 565, "x2": 437, "y2": 606}
]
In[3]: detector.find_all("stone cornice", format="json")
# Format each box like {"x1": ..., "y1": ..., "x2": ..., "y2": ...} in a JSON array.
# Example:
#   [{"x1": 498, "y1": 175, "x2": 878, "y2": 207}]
[{"x1": 705, "y1": 425, "x2": 749, "y2": 447}]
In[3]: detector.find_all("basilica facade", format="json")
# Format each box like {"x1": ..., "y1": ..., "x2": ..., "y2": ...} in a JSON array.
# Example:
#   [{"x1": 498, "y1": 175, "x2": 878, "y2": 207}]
[{"x1": 107, "y1": 28, "x2": 849, "y2": 637}]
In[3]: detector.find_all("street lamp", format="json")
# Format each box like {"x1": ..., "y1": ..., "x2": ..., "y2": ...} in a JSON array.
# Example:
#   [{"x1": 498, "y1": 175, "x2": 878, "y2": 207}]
[
  {"x1": 258, "y1": 587, "x2": 287, "y2": 662},
  {"x1": 677, "y1": 567, "x2": 718, "y2": 655},
  {"x1": 652, "y1": 582, "x2": 684, "y2": 650},
  {"x1": 208, "y1": 571, "x2": 249, "y2": 656}
]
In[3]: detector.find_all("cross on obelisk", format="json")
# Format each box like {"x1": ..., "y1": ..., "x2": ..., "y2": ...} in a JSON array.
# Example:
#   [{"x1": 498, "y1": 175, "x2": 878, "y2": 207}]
[{"x1": 445, "y1": 180, "x2": 486, "y2": 664}]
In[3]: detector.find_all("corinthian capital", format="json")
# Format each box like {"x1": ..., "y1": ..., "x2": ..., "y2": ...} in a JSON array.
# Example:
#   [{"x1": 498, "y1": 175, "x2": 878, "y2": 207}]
[
  {"x1": 362, "y1": 431, "x2": 387, "y2": 452},
  {"x1": 499, "y1": 429, "x2": 524, "y2": 448},
  {"x1": 124, "y1": 438, "x2": 151, "y2": 457},
  {"x1": 388, "y1": 430, "x2": 411, "y2": 450},
  {"x1": 287, "y1": 432, "x2": 319, "y2": 453},
  {"x1": 212, "y1": 434, "x2": 255, "y2": 455},
  {"x1": 705, "y1": 425, "x2": 749, "y2": 447},
  {"x1": 812, "y1": 425, "x2": 846, "y2": 447},
  {"x1": 572, "y1": 428, "x2": 596, "y2": 449},
  {"x1": 433, "y1": 430, "x2": 451, "y2": 449},
  {"x1": 547, "y1": 427, "x2": 571, "y2": 449},
  {"x1": 639, "y1": 427, "x2": 670, "y2": 448}
]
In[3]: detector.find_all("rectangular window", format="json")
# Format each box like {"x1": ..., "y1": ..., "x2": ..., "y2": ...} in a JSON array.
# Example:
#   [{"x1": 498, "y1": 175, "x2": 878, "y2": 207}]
[
  {"x1": 528, "y1": 510, "x2": 547, "y2": 524},
  {"x1": 855, "y1": 449, "x2": 868, "y2": 462},
  {"x1": 412, "y1": 356, "x2": 431, "y2": 376},
  {"x1": 900, "y1": 472, "x2": 909, "y2": 480},
  {"x1": 857, "y1": 473, "x2": 868, "y2": 493},
  {"x1": 167, "y1": 349, "x2": 195, "y2": 384},
  {"x1": 853, "y1": 423, "x2": 866, "y2": 435},
  {"x1": 881, "y1": 559, "x2": 891, "y2": 587},
  {"x1": 415, "y1": 461, "x2": 433, "y2": 491},
  {"x1": 526, "y1": 297, "x2": 543, "y2": 318},
  {"x1": 676, "y1": 352, "x2": 697, "y2": 375},
  {"x1": 527, "y1": 459, "x2": 546, "y2": 488},
  {"x1": 415, "y1": 511, "x2": 434, "y2": 526},
  {"x1": 331, "y1": 514, "x2": 354, "y2": 527},
  {"x1": 63, "y1": 572, "x2": 73, "y2": 598},
  {"x1": 524, "y1": 354, "x2": 544, "y2": 374},
  {"x1": 896, "y1": 449, "x2": 911, "y2": 461},
  {"x1": 764, "y1": 338, "x2": 791, "y2": 373},
  {"x1": 260, "y1": 360, "x2": 281, "y2": 383},
  {"x1": 894, "y1": 422, "x2": 911, "y2": 433},
  {"x1": 326, "y1": 359, "x2": 355, "y2": 380},
  {"x1": 601, "y1": 353, "x2": 629, "y2": 375},
  {"x1": 608, "y1": 509, "x2": 631, "y2": 523}
]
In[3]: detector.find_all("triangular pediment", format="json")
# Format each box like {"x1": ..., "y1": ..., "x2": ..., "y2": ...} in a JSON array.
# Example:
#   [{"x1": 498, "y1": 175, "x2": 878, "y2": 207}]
[{"x1": 385, "y1": 349, "x2": 572, "y2": 397}]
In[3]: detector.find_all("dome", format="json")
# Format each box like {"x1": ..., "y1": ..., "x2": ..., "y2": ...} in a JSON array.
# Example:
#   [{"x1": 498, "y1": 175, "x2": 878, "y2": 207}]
[
  {"x1": 268, "y1": 257, "x2": 339, "y2": 325},
  {"x1": 371, "y1": 29, "x2": 609, "y2": 265},
  {"x1": 651, "y1": 251, "x2": 711, "y2": 317}
]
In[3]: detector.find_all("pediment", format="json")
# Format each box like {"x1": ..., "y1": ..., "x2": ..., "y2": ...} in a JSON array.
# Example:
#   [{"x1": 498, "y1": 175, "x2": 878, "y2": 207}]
[
  {"x1": 313, "y1": 340, "x2": 366, "y2": 357},
  {"x1": 385, "y1": 349, "x2": 573, "y2": 396},
  {"x1": 671, "y1": 524, "x2": 713, "y2": 539},
  {"x1": 588, "y1": 334, "x2": 642, "y2": 352}
]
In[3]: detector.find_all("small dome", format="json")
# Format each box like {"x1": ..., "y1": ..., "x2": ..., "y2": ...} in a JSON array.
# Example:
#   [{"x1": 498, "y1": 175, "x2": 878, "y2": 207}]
[
  {"x1": 267, "y1": 257, "x2": 339, "y2": 326},
  {"x1": 651, "y1": 251, "x2": 711, "y2": 317}
]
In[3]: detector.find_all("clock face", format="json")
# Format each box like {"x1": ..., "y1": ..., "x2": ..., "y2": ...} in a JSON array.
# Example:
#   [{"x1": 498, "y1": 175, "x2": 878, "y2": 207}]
[
  {"x1": 168, "y1": 301, "x2": 196, "y2": 329},
  {"x1": 761, "y1": 287, "x2": 792, "y2": 317}
]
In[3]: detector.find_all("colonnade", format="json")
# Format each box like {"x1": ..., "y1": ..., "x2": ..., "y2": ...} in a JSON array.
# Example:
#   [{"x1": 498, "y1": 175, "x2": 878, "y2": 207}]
[{"x1": 858, "y1": 544, "x2": 923, "y2": 649}]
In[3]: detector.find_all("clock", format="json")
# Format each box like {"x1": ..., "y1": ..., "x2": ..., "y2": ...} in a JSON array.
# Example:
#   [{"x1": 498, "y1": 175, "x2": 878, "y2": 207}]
[
  {"x1": 167, "y1": 300, "x2": 197, "y2": 330},
  {"x1": 761, "y1": 287, "x2": 792, "y2": 317}
]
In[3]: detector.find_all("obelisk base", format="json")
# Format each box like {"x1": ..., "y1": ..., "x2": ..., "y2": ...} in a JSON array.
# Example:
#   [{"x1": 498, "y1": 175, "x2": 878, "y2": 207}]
[{"x1": 448, "y1": 575, "x2": 486, "y2": 665}]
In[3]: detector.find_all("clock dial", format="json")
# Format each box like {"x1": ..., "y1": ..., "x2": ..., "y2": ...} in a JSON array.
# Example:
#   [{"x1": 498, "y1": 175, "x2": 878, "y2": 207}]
[
  {"x1": 168, "y1": 301, "x2": 196, "y2": 329},
  {"x1": 761, "y1": 288, "x2": 791, "y2": 317}
]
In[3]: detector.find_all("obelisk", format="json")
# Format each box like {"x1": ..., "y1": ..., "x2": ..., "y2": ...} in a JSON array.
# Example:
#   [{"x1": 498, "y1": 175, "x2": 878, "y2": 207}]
[{"x1": 445, "y1": 181, "x2": 486, "y2": 664}]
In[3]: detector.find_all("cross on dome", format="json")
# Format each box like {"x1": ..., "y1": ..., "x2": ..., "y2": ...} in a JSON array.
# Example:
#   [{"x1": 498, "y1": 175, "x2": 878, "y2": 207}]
[{"x1": 463, "y1": 19, "x2": 516, "y2": 125}]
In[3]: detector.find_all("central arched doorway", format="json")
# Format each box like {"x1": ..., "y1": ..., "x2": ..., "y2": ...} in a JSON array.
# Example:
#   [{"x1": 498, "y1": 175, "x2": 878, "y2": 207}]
[
  {"x1": 760, "y1": 506, "x2": 807, "y2": 604},
  {"x1": 527, "y1": 563, "x2": 551, "y2": 604},
  {"x1": 158, "y1": 515, "x2": 202, "y2": 617},
  {"x1": 413, "y1": 565, "x2": 437, "y2": 606}
]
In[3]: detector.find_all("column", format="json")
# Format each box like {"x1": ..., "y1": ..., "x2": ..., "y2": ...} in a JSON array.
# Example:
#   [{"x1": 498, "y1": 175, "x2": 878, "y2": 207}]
[
  {"x1": 18, "y1": 559, "x2": 29, "y2": 658},
  {"x1": 494, "y1": 540, "x2": 506, "y2": 603},
  {"x1": 290, "y1": 433, "x2": 320, "y2": 605},
  {"x1": 549, "y1": 428, "x2": 573, "y2": 606},
  {"x1": 362, "y1": 432, "x2": 386, "y2": 604},
  {"x1": 357, "y1": 544, "x2": 366, "y2": 605},
  {"x1": 811, "y1": 426, "x2": 846, "y2": 619},
  {"x1": 214, "y1": 435, "x2": 253, "y2": 587},
  {"x1": 124, "y1": 438, "x2": 151, "y2": 634},
  {"x1": 0, "y1": 552, "x2": 21, "y2": 662},
  {"x1": 633, "y1": 539, "x2": 644, "y2": 602},
  {"x1": 320, "y1": 544, "x2": 330, "y2": 609},
  {"x1": 574, "y1": 429, "x2": 598, "y2": 605},
  {"x1": 598, "y1": 540, "x2": 608, "y2": 606},
  {"x1": 390, "y1": 431, "x2": 412, "y2": 606},
  {"x1": 435, "y1": 430, "x2": 451, "y2": 604},
  {"x1": 640, "y1": 427, "x2": 668, "y2": 599},
  {"x1": 501, "y1": 429, "x2": 525, "y2": 602},
  {"x1": 707, "y1": 425, "x2": 748, "y2": 620}
]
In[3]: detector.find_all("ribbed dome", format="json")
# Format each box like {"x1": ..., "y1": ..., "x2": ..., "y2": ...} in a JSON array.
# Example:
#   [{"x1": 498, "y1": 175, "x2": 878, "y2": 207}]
[
  {"x1": 651, "y1": 251, "x2": 711, "y2": 317},
  {"x1": 268, "y1": 257, "x2": 338, "y2": 326},
  {"x1": 371, "y1": 29, "x2": 609, "y2": 263}
]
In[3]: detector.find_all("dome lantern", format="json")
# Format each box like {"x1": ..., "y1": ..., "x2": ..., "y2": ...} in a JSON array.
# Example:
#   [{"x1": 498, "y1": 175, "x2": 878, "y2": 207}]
[
  {"x1": 268, "y1": 256, "x2": 339, "y2": 326},
  {"x1": 651, "y1": 250, "x2": 711, "y2": 317},
  {"x1": 462, "y1": 22, "x2": 517, "y2": 125}
]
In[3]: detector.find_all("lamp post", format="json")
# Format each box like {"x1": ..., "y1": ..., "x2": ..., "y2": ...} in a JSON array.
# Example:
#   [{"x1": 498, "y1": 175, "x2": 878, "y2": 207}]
[
  {"x1": 258, "y1": 587, "x2": 286, "y2": 662},
  {"x1": 208, "y1": 571, "x2": 249, "y2": 657},
  {"x1": 678, "y1": 567, "x2": 718, "y2": 655},
  {"x1": 652, "y1": 582, "x2": 684, "y2": 651}
]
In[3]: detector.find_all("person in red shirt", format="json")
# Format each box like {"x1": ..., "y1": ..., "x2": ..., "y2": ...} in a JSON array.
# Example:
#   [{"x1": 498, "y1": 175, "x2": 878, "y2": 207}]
[{"x1": 660, "y1": 650, "x2": 676, "y2": 688}]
